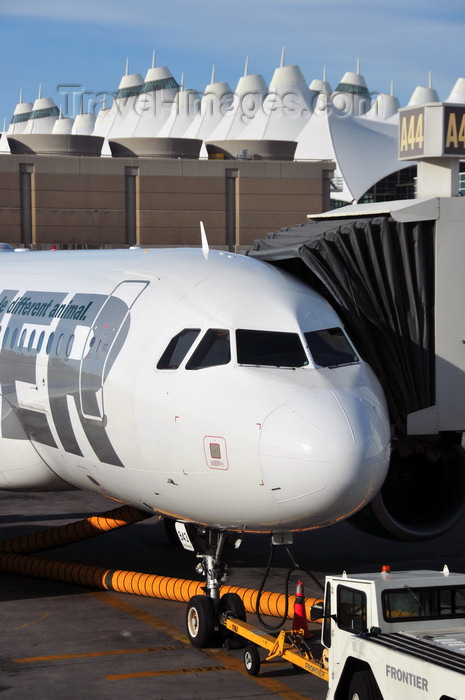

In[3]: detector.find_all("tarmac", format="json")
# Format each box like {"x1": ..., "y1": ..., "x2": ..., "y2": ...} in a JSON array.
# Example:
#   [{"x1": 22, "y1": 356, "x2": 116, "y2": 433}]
[{"x1": 1, "y1": 489, "x2": 465, "y2": 699}]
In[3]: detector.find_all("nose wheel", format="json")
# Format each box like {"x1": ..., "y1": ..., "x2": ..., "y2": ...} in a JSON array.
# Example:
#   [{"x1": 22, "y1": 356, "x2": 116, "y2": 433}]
[
  {"x1": 180, "y1": 525, "x2": 244, "y2": 647},
  {"x1": 186, "y1": 595, "x2": 215, "y2": 647}
]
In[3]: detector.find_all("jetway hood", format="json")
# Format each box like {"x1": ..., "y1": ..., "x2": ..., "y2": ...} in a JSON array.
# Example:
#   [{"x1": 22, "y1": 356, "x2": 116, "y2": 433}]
[
  {"x1": 251, "y1": 195, "x2": 465, "y2": 434},
  {"x1": 308, "y1": 197, "x2": 441, "y2": 223},
  {"x1": 250, "y1": 206, "x2": 438, "y2": 431},
  {"x1": 250, "y1": 196, "x2": 465, "y2": 541}
]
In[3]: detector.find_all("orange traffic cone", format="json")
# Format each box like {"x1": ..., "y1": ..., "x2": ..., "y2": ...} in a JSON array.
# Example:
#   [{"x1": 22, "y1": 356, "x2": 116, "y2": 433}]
[{"x1": 292, "y1": 579, "x2": 310, "y2": 638}]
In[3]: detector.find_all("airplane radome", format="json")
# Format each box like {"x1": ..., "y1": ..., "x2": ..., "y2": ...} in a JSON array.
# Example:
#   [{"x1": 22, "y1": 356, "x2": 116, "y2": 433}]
[{"x1": 0, "y1": 245, "x2": 390, "y2": 640}]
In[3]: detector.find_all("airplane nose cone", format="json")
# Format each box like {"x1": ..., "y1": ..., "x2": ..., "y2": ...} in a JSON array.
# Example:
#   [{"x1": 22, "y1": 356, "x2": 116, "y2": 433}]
[{"x1": 259, "y1": 389, "x2": 390, "y2": 528}]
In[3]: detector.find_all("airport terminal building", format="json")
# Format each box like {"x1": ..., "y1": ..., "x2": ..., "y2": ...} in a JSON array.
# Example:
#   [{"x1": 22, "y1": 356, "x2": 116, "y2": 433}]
[{"x1": 1, "y1": 57, "x2": 464, "y2": 248}]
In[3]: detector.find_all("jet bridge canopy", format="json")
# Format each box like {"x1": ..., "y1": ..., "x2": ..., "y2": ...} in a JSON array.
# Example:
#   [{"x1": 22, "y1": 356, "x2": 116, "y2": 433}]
[{"x1": 250, "y1": 210, "x2": 436, "y2": 433}]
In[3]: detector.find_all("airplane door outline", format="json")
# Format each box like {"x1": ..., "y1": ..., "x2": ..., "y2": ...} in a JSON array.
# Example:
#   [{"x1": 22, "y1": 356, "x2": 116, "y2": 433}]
[{"x1": 79, "y1": 281, "x2": 149, "y2": 421}]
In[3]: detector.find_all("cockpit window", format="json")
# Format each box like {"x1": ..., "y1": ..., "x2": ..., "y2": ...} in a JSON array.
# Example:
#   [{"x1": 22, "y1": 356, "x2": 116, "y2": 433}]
[
  {"x1": 157, "y1": 328, "x2": 200, "y2": 369},
  {"x1": 304, "y1": 327, "x2": 358, "y2": 367},
  {"x1": 236, "y1": 329, "x2": 308, "y2": 368},
  {"x1": 186, "y1": 329, "x2": 230, "y2": 370}
]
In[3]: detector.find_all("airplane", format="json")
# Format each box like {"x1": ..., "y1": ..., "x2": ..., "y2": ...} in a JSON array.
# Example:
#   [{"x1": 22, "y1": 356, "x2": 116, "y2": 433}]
[{"x1": 0, "y1": 242, "x2": 390, "y2": 644}]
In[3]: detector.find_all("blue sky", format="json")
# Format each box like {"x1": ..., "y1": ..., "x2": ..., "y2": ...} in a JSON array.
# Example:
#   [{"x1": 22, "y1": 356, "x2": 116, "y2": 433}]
[{"x1": 0, "y1": 0, "x2": 464, "y2": 124}]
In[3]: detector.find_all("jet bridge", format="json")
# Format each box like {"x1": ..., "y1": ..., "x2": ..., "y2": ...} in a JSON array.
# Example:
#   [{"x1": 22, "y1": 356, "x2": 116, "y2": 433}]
[{"x1": 250, "y1": 196, "x2": 465, "y2": 541}]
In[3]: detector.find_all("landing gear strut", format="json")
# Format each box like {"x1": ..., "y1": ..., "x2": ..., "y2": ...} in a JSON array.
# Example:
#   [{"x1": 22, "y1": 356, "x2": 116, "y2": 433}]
[
  {"x1": 193, "y1": 529, "x2": 233, "y2": 598},
  {"x1": 178, "y1": 524, "x2": 245, "y2": 647}
]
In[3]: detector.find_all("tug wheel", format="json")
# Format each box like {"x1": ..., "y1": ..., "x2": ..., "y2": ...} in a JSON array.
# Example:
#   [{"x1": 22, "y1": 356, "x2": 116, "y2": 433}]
[
  {"x1": 243, "y1": 643, "x2": 261, "y2": 676},
  {"x1": 348, "y1": 670, "x2": 382, "y2": 700},
  {"x1": 186, "y1": 595, "x2": 215, "y2": 648}
]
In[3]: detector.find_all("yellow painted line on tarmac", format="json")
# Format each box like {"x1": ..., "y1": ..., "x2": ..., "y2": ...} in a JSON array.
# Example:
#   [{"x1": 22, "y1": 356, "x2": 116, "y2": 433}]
[
  {"x1": 92, "y1": 592, "x2": 313, "y2": 700},
  {"x1": 90, "y1": 590, "x2": 190, "y2": 644},
  {"x1": 204, "y1": 647, "x2": 312, "y2": 700},
  {"x1": 14, "y1": 645, "x2": 185, "y2": 664},
  {"x1": 107, "y1": 665, "x2": 226, "y2": 680},
  {"x1": 11, "y1": 612, "x2": 51, "y2": 631}
]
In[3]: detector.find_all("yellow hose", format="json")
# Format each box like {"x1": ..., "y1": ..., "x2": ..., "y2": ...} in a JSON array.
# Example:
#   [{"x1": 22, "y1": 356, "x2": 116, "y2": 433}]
[
  {"x1": 0, "y1": 504, "x2": 151, "y2": 554},
  {"x1": 0, "y1": 507, "x2": 322, "y2": 619}
]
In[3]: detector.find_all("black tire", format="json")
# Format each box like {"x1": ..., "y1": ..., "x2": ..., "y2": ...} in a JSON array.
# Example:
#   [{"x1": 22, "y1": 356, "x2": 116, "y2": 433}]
[
  {"x1": 243, "y1": 643, "x2": 261, "y2": 676},
  {"x1": 220, "y1": 592, "x2": 247, "y2": 644},
  {"x1": 348, "y1": 670, "x2": 382, "y2": 700},
  {"x1": 220, "y1": 592, "x2": 246, "y2": 620},
  {"x1": 186, "y1": 595, "x2": 215, "y2": 648}
]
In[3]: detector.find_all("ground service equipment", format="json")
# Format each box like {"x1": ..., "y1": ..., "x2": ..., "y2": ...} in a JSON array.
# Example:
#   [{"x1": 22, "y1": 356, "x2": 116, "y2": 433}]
[{"x1": 222, "y1": 567, "x2": 465, "y2": 699}]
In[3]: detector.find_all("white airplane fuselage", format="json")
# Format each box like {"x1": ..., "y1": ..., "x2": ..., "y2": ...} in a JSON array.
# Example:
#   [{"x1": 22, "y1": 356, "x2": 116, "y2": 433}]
[{"x1": 0, "y1": 247, "x2": 390, "y2": 533}]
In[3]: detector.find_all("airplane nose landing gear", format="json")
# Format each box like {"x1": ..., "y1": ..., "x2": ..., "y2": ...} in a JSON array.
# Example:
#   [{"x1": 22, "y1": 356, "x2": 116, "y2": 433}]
[
  {"x1": 178, "y1": 524, "x2": 245, "y2": 647},
  {"x1": 193, "y1": 529, "x2": 231, "y2": 599}
]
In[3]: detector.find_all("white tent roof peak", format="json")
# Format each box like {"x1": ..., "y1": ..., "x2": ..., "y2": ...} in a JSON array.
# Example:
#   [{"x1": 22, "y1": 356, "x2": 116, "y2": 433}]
[
  {"x1": 12, "y1": 98, "x2": 33, "y2": 117},
  {"x1": 235, "y1": 71, "x2": 268, "y2": 96},
  {"x1": 52, "y1": 113, "x2": 74, "y2": 134},
  {"x1": 143, "y1": 65, "x2": 174, "y2": 84},
  {"x1": 445, "y1": 77, "x2": 465, "y2": 104},
  {"x1": 269, "y1": 64, "x2": 307, "y2": 89},
  {"x1": 408, "y1": 85, "x2": 439, "y2": 105},
  {"x1": 309, "y1": 65, "x2": 332, "y2": 94},
  {"x1": 117, "y1": 72, "x2": 143, "y2": 91},
  {"x1": 335, "y1": 70, "x2": 368, "y2": 91},
  {"x1": 334, "y1": 60, "x2": 370, "y2": 98},
  {"x1": 32, "y1": 95, "x2": 57, "y2": 111},
  {"x1": 408, "y1": 71, "x2": 439, "y2": 105}
]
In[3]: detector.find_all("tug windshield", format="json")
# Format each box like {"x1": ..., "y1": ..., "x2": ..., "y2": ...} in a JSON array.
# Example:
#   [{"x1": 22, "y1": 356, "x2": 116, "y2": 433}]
[{"x1": 383, "y1": 586, "x2": 465, "y2": 622}]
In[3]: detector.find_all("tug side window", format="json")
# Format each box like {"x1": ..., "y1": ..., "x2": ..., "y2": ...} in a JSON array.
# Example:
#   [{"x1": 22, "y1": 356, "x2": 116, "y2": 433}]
[
  {"x1": 186, "y1": 329, "x2": 230, "y2": 369},
  {"x1": 337, "y1": 586, "x2": 367, "y2": 633},
  {"x1": 157, "y1": 329, "x2": 200, "y2": 369}
]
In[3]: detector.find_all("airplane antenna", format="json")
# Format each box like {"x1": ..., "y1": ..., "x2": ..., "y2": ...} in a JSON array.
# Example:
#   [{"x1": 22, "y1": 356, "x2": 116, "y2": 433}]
[
  {"x1": 200, "y1": 221, "x2": 209, "y2": 260},
  {"x1": 152, "y1": 50, "x2": 156, "y2": 69},
  {"x1": 280, "y1": 46, "x2": 285, "y2": 68},
  {"x1": 211, "y1": 64, "x2": 215, "y2": 84}
]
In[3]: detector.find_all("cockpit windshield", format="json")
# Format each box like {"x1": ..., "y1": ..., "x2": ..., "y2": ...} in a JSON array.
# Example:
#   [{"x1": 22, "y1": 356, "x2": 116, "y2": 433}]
[
  {"x1": 158, "y1": 325, "x2": 358, "y2": 371},
  {"x1": 236, "y1": 329, "x2": 308, "y2": 368},
  {"x1": 304, "y1": 327, "x2": 358, "y2": 368},
  {"x1": 186, "y1": 329, "x2": 231, "y2": 369}
]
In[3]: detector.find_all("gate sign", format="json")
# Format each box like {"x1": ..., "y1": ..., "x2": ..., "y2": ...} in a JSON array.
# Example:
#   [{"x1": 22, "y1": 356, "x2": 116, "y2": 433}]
[
  {"x1": 443, "y1": 105, "x2": 465, "y2": 155},
  {"x1": 399, "y1": 107, "x2": 425, "y2": 158},
  {"x1": 399, "y1": 103, "x2": 465, "y2": 160}
]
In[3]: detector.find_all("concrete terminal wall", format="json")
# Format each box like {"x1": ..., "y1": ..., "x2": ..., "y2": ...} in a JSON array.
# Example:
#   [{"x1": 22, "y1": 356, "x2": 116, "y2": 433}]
[{"x1": 0, "y1": 154, "x2": 334, "y2": 248}]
